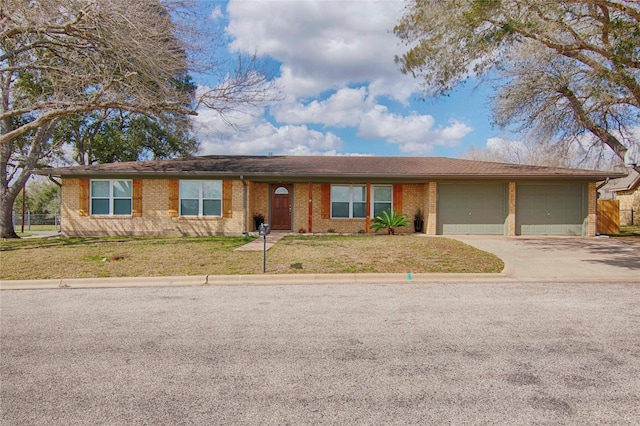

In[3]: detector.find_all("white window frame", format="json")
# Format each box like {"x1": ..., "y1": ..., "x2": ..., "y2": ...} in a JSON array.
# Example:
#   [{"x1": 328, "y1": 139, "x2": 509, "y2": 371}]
[
  {"x1": 331, "y1": 185, "x2": 366, "y2": 219},
  {"x1": 90, "y1": 179, "x2": 132, "y2": 216},
  {"x1": 179, "y1": 180, "x2": 223, "y2": 217}
]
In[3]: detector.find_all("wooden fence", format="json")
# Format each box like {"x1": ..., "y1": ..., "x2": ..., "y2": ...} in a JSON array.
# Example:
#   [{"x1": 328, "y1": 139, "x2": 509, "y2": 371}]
[{"x1": 597, "y1": 200, "x2": 620, "y2": 235}]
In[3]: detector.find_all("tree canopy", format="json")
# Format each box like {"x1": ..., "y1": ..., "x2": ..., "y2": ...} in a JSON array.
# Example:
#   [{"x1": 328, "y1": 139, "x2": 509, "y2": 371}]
[
  {"x1": 394, "y1": 0, "x2": 640, "y2": 171},
  {"x1": 0, "y1": 0, "x2": 276, "y2": 238}
]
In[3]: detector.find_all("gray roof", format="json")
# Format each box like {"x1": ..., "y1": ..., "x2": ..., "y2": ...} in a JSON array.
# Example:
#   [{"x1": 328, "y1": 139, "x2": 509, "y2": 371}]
[
  {"x1": 36, "y1": 155, "x2": 624, "y2": 182},
  {"x1": 599, "y1": 170, "x2": 640, "y2": 192}
]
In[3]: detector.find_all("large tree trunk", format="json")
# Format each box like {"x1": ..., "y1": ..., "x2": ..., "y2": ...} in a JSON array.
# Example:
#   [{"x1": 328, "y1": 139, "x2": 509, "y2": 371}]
[
  {"x1": 0, "y1": 188, "x2": 19, "y2": 238},
  {"x1": 0, "y1": 124, "x2": 52, "y2": 238}
]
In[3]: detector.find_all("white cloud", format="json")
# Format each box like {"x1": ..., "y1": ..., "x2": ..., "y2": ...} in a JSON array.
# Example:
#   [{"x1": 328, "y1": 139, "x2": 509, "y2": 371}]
[
  {"x1": 271, "y1": 86, "x2": 371, "y2": 127},
  {"x1": 191, "y1": 2, "x2": 481, "y2": 157},
  {"x1": 209, "y1": 5, "x2": 224, "y2": 21},
  {"x1": 226, "y1": 0, "x2": 415, "y2": 101},
  {"x1": 192, "y1": 106, "x2": 344, "y2": 156},
  {"x1": 358, "y1": 106, "x2": 472, "y2": 154}
]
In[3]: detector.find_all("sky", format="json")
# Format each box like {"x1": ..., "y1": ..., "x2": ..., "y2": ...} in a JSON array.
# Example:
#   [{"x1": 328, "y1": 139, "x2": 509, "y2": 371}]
[{"x1": 190, "y1": 0, "x2": 502, "y2": 158}]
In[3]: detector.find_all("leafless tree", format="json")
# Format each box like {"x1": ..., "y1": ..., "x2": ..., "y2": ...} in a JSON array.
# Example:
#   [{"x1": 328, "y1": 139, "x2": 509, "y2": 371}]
[
  {"x1": 395, "y1": 0, "x2": 640, "y2": 173},
  {"x1": 0, "y1": 0, "x2": 277, "y2": 238}
]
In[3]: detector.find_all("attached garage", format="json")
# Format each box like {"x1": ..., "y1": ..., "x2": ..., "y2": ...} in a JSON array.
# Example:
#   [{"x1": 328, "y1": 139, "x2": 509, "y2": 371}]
[
  {"x1": 437, "y1": 183, "x2": 508, "y2": 235},
  {"x1": 516, "y1": 183, "x2": 588, "y2": 236}
]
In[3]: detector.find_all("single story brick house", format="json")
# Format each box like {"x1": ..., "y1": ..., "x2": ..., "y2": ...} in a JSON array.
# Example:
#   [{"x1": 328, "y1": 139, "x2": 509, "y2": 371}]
[{"x1": 36, "y1": 155, "x2": 622, "y2": 237}]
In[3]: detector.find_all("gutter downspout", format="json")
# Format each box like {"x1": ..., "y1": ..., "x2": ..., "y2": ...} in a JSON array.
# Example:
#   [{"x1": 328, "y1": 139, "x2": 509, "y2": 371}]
[
  {"x1": 241, "y1": 175, "x2": 247, "y2": 235},
  {"x1": 48, "y1": 175, "x2": 62, "y2": 187}
]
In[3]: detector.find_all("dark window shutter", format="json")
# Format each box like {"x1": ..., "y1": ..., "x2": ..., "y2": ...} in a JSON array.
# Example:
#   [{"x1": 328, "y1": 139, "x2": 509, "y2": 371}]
[
  {"x1": 168, "y1": 180, "x2": 179, "y2": 217},
  {"x1": 222, "y1": 180, "x2": 233, "y2": 218},
  {"x1": 393, "y1": 184, "x2": 403, "y2": 213},
  {"x1": 132, "y1": 179, "x2": 143, "y2": 217},
  {"x1": 79, "y1": 179, "x2": 89, "y2": 216}
]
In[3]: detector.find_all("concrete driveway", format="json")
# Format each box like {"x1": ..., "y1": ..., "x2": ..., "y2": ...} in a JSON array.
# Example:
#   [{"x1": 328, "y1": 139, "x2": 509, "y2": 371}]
[{"x1": 450, "y1": 236, "x2": 640, "y2": 283}]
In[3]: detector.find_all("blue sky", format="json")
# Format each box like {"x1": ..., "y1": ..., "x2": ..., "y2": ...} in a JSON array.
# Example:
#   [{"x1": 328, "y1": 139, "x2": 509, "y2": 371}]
[{"x1": 191, "y1": 0, "x2": 502, "y2": 158}]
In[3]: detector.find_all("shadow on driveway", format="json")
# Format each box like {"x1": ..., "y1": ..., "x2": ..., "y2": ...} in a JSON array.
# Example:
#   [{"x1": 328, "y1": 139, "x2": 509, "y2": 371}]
[{"x1": 520, "y1": 238, "x2": 640, "y2": 271}]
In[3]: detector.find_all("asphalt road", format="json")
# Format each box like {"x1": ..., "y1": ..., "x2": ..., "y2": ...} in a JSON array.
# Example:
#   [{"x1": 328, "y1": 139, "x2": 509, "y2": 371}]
[{"x1": 2, "y1": 283, "x2": 639, "y2": 425}]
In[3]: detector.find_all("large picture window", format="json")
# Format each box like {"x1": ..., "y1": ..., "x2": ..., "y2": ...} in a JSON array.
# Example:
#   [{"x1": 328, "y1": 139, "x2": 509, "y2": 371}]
[
  {"x1": 331, "y1": 185, "x2": 366, "y2": 218},
  {"x1": 91, "y1": 180, "x2": 132, "y2": 215},
  {"x1": 180, "y1": 180, "x2": 222, "y2": 216},
  {"x1": 372, "y1": 185, "x2": 392, "y2": 217}
]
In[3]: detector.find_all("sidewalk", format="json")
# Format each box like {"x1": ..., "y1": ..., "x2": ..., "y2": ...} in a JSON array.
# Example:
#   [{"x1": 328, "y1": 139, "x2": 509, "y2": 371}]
[{"x1": 234, "y1": 232, "x2": 288, "y2": 251}]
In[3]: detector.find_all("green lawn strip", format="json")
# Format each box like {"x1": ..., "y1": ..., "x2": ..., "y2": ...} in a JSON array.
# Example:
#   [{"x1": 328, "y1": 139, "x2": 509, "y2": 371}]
[
  {"x1": 610, "y1": 225, "x2": 640, "y2": 238},
  {"x1": 0, "y1": 234, "x2": 503, "y2": 280}
]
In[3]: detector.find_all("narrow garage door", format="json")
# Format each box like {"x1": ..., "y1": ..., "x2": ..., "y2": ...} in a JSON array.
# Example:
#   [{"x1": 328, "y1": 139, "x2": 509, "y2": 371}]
[
  {"x1": 516, "y1": 183, "x2": 588, "y2": 236},
  {"x1": 437, "y1": 183, "x2": 508, "y2": 235}
]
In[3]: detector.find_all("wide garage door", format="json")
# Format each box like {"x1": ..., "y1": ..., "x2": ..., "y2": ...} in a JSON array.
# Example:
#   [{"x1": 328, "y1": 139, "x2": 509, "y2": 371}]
[
  {"x1": 437, "y1": 183, "x2": 508, "y2": 235},
  {"x1": 516, "y1": 183, "x2": 587, "y2": 236}
]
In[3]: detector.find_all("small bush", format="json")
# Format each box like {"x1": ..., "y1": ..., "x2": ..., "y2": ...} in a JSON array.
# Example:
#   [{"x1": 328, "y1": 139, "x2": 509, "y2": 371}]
[{"x1": 370, "y1": 210, "x2": 409, "y2": 235}]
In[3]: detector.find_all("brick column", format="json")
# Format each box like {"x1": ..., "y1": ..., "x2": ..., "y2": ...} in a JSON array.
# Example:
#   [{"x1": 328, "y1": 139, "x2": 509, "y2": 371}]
[
  {"x1": 366, "y1": 183, "x2": 371, "y2": 233},
  {"x1": 508, "y1": 182, "x2": 516, "y2": 236},
  {"x1": 308, "y1": 182, "x2": 313, "y2": 233},
  {"x1": 587, "y1": 182, "x2": 597, "y2": 237},
  {"x1": 426, "y1": 182, "x2": 437, "y2": 235}
]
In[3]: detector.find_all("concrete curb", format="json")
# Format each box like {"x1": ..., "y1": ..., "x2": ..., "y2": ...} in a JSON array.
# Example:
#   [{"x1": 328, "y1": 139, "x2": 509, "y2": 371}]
[{"x1": 1, "y1": 272, "x2": 515, "y2": 290}]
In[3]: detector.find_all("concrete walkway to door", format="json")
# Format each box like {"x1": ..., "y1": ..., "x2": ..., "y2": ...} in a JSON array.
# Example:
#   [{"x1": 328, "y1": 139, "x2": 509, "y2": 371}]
[{"x1": 234, "y1": 232, "x2": 289, "y2": 251}]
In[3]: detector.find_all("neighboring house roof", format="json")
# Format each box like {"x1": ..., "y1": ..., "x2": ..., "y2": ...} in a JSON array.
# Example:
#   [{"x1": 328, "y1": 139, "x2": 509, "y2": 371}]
[
  {"x1": 36, "y1": 155, "x2": 624, "y2": 181},
  {"x1": 599, "y1": 170, "x2": 640, "y2": 193}
]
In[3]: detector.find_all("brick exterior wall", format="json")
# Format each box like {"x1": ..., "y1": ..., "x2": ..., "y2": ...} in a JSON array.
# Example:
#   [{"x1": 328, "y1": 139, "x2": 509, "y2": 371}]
[
  {"x1": 292, "y1": 183, "x2": 310, "y2": 233},
  {"x1": 60, "y1": 177, "x2": 603, "y2": 237},
  {"x1": 425, "y1": 182, "x2": 437, "y2": 235},
  {"x1": 616, "y1": 188, "x2": 639, "y2": 225},
  {"x1": 249, "y1": 182, "x2": 269, "y2": 232}
]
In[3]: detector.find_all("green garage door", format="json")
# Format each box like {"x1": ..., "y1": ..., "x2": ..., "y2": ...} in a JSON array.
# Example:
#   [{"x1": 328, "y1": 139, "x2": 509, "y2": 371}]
[
  {"x1": 516, "y1": 183, "x2": 588, "y2": 236},
  {"x1": 437, "y1": 183, "x2": 508, "y2": 235}
]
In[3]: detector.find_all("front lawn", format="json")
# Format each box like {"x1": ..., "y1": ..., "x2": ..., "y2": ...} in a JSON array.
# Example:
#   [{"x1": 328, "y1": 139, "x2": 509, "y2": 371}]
[{"x1": 0, "y1": 235, "x2": 504, "y2": 280}]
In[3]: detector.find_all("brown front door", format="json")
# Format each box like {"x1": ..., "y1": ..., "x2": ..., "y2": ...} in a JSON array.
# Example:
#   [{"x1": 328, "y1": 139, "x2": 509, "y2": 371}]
[{"x1": 271, "y1": 184, "x2": 292, "y2": 230}]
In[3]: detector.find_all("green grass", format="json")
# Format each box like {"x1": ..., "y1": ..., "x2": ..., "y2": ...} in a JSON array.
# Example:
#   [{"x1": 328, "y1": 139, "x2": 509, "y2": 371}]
[
  {"x1": 14, "y1": 224, "x2": 59, "y2": 232},
  {"x1": 610, "y1": 225, "x2": 640, "y2": 240},
  {"x1": 0, "y1": 234, "x2": 504, "y2": 280}
]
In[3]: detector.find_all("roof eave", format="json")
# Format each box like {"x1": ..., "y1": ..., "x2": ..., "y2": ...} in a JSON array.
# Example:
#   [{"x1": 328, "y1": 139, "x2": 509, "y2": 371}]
[{"x1": 35, "y1": 169, "x2": 624, "y2": 181}]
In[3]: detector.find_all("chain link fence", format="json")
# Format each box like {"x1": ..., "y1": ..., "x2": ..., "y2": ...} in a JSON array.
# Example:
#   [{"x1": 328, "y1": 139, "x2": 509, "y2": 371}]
[{"x1": 13, "y1": 212, "x2": 61, "y2": 232}]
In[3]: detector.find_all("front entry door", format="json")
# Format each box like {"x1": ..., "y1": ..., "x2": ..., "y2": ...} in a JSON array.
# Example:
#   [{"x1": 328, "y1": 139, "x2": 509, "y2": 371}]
[{"x1": 271, "y1": 184, "x2": 292, "y2": 230}]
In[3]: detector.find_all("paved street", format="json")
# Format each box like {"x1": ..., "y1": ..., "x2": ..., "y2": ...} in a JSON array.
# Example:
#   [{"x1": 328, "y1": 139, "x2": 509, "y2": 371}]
[{"x1": 2, "y1": 283, "x2": 639, "y2": 425}]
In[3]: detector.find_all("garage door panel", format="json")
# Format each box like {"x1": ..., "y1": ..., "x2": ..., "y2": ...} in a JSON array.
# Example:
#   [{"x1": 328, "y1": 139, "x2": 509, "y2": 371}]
[
  {"x1": 438, "y1": 184, "x2": 507, "y2": 235},
  {"x1": 516, "y1": 184, "x2": 587, "y2": 236}
]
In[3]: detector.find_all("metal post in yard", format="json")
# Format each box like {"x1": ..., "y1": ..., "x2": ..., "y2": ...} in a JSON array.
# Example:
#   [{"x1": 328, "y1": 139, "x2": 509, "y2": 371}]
[
  {"x1": 259, "y1": 223, "x2": 271, "y2": 273},
  {"x1": 21, "y1": 184, "x2": 25, "y2": 233},
  {"x1": 263, "y1": 232, "x2": 267, "y2": 273}
]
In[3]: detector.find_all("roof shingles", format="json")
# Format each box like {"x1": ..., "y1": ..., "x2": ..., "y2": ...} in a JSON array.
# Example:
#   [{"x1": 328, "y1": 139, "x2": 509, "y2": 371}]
[{"x1": 36, "y1": 155, "x2": 623, "y2": 180}]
